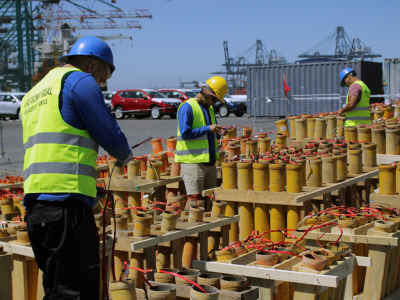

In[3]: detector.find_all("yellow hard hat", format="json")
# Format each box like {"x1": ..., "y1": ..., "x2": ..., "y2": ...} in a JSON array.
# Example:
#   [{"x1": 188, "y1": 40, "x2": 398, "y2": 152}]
[{"x1": 206, "y1": 76, "x2": 228, "y2": 103}]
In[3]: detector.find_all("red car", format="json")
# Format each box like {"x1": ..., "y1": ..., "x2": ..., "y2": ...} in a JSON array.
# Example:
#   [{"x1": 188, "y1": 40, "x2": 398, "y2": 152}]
[
  {"x1": 158, "y1": 88, "x2": 198, "y2": 102},
  {"x1": 111, "y1": 89, "x2": 182, "y2": 119}
]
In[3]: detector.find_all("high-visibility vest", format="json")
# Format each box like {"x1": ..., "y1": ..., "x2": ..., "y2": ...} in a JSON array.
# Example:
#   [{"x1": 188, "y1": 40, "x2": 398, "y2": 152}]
[
  {"x1": 344, "y1": 80, "x2": 371, "y2": 127},
  {"x1": 21, "y1": 67, "x2": 99, "y2": 198},
  {"x1": 174, "y1": 98, "x2": 219, "y2": 163}
]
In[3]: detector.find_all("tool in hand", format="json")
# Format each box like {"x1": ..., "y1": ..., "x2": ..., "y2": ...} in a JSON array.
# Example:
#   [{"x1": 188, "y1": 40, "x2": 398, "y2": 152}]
[{"x1": 131, "y1": 137, "x2": 153, "y2": 150}]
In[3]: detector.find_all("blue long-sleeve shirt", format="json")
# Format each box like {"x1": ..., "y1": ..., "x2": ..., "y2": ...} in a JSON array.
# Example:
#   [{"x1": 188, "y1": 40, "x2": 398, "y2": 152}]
[
  {"x1": 23, "y1": 70, "x2": 131, "y2": 207},
  {"x1": 178, "y1": 100, "x2": 217, "y2": 164}
]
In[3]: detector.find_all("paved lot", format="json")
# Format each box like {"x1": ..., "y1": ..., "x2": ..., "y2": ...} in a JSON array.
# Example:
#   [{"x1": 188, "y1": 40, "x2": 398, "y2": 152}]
[{"x1": 0, "y1": 115, "x2": 278, "y2": 175}]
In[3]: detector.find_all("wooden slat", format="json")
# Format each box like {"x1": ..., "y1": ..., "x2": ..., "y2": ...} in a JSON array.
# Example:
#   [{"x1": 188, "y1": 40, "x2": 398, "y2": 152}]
[
  {"x1": 377, "y1": 154, "x2": 400, "y2": 165},
  {"x1": 205, "y1": 187, "x2": 304, "y2": 206},
  {"x1": 131, "y1": 215, "x2": 239, "y2": 251},
  {"x1": 294, "y1": 170, "x2": 378, "y2": 203},
  {"x1": 0, "y1": 237, "x2": 114, "y2": 257},
  {"x1": 192, "y1": 261, "x2": 339, "y2": 287},
  {"x1": 0, "y1": 253, "x2": 13, "y2": 300},
  {"x1": 149, "y1": 281, "x2": 259, "y2": 300},
  {"x1": 290, "y1": 231, "x2": 399, "y2": 246}
]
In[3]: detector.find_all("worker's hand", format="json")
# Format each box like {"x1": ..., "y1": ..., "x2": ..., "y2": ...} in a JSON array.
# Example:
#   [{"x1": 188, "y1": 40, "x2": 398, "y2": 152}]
[
  {"x1": 209, "y1": 124, "x2": 222, "y2": 132},
  {"x1": 219, "y1": 128, "x2": 228, "y2": 136},
  {"x1": 94, "y1": 186, "x2": 107, "y2": 207},
  {"x1": 115, "y1": 150, "x2": 133, "y2": 168},
  {"x1": 17, "y1": 223, "x2": 27, "y2": 230},
  {"x1": 337, "y1": 108, "x2": 345, "y2": 116}
]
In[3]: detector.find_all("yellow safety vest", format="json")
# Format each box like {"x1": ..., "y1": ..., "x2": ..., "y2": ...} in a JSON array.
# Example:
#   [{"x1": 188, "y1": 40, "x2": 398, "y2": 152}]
[
  {"x1": 344, "y1": 80, "x2": 371, "y2": 127},
  {"x1": 174, "y1": 98, "x2": 219, "y2": 163},
  {"x1": 21, "y1": 67, "x2": 98, "y2": 198}
]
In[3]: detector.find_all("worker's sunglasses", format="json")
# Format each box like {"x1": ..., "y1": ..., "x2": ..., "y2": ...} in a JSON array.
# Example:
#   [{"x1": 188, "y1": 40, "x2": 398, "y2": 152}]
[{"x1": 103, "y1": 61, "x2": 112, "y2": 80}]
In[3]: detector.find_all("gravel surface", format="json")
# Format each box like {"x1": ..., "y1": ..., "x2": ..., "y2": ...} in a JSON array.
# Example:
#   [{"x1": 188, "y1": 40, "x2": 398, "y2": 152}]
[{"x1": 0, "y1": 115, "x2": 278, "y2": 175}]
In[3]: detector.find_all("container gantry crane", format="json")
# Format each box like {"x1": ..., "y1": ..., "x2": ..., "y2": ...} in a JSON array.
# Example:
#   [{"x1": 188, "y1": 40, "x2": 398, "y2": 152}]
[
  {"x1": 212, "y1": 40, "x2": 287, "y2": 94},
  {"x1": 298, "y1": 26, "x2": 382, "y2": 61},
  {"x1": 0, "y1": 0, "x2": 153, "y2": 91}
]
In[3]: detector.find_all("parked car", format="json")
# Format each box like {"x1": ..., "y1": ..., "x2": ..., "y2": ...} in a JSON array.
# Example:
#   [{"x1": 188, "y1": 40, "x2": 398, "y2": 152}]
[
  {"x1": 229, "y1": 95, "x2": 247, "y2": 101},
  {"x1": 158, "y1": 88, "x2": 198, "y2": 102},
  {"x1": 111, "y1": 89, "x2": 181, "y2": 120},
  {"x1": 214, "y1": 94, "x2": 247, "y2": 117},
  {"x1": 0, "y1": 92, "x2": 26, "y2": 120},
  {"x1": 102, "y1": 91, "x2": 116, "y2": 111}
]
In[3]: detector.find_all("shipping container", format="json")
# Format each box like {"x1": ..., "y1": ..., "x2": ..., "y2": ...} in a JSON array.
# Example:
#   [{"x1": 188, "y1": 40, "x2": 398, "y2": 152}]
[
  {"x1": 247, "y1": 60, "x2": 382, "y2": 117},
  {"x1": 384, "y1": 58, "x2": 400, "y2": 95}
]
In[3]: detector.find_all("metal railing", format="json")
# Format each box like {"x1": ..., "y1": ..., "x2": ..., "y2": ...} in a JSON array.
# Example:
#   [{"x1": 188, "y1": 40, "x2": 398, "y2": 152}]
[
  {"x1": 291, "y1": 94, "x2": 343, "y2": 115},
  {"x1": 252, "y1": 96, "x2": 289, "y2": 129}
]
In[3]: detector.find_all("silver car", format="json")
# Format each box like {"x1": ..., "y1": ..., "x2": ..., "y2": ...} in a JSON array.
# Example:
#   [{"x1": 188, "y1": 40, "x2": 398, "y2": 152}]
[
  {"x1": 0, "y1": 92, "x2": 26, "y2": 120},
  {"x1": 102, "y1": 91, "x2": 116, "y2": 111}
]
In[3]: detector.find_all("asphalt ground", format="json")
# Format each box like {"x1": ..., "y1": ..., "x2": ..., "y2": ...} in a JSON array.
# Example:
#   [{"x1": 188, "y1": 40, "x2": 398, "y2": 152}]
[{"x1": 0, "y1": 115, "x2": 278, "y2": 176}]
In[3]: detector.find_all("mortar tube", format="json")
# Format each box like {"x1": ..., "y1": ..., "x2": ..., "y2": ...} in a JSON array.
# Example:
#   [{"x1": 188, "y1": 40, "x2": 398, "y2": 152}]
[
  {"x1": 393, "y1": 162, "x2": 400, "y2": 194},
  {"x1": 270, "y1": 205, "x2": 285, "y2": 243},
  {"x1": 269, "y1": 163, "x2": 286, "y2": 192},
  {"x1": 239, "y1": 137, "x2": 251, "y2": 154},
  {"x1": 357, "y1": 126, "x2": 372, "y2": 143},
  {"x1": 258, "y1": 137, "x2": 271, "y2": 153},
  {"x1": 286, "y1": 163, "x2": 303, "y2": 193},
  {"x1": 307, "y1": 117, "x2": 316, "y2": 139},
  {"x1": 325, "y1": 116, "x2": 337, "y2": 140},
  {"x1": 239, "y1": 202, "x2": 255, "y2": 241},
  {"x1": 246, "y1": 141, "x2": 258, "y2": 157},
  {"x1": 371, "y1": 128, "x2": 386, "y2": 154},
  {"x1": 333, "y1": 154, "x2": 348, "y2": 181},
  {"x1": 237, "y1": 162, "x2": 253, "y2": 190},
  {"x1": 222, "y1": 162, "x2": 238, "y2": 189},
  {"x1": 348, "y1": 149, "x2": 363, "y2": 174},
  {"x1": 362, "y1": 143, "x2": 377, "y2": 168},
  {"x1": 253, "y1": 162, "x2": 269, "y2": 191},
  {"x1": 322, "y1": 156, "x2": 338, "y2": 183},
  {"x1": 275, "y1": 133, "x2": 287, "y2": 146},
  {"x1": 344, "y1": 126, "x2": 358, "y2": 143},
  {"x1": 225, "y1": 201, "x2": 239, "y2": 242},
  {"x1": 254, "y1": 203, "x2": 270, "y2": 240},
  {"x1": 379, "y1": 164, "x2": 396, "y2": 195},
  {"x1": 293, "y1": 159, "x2": 306, "y2": 186},
  {"x1": 226, "y1": 145, "x2": 241, "y2": 161},
  {"x1": 288, "y1": 116, "x2": 300, "y2": 138},
  {"x1": 306, "y1": 159, "x2": 323, "y2": 187},
  {"x1": 337, "y1": 116, "x2": 345, "y2": 137},
  {"x1": 182, "y1": 237, "x2": 197, "y2": 269},
  {"x1": 127, "y1": 160, "x2": 141, "y2": 178},
  {"x1": 275, "y1": 119, "x2": 290, "y2": 137},
  {"x1": 151, "y1": 138, "x2": 164, "y2": 154},
  {"x1": 295, "y1": 118, "x2": 308, "y2": 141},
  {"x1": 207, "y1": 231, "x2": 220, "y2": 260},
  {"x1": 314, "y1": 118, "x2": 327, "y2": 140},
  {"x1": 287, "y1": 206, "x2": 300, "y2": 232},
  {"x1": 385, "y1": 128, "x2": 400, "y2": 155},
  {"x1": 374, "y1": 110, "x2": 384, "y2": 120},
  {"x1": 156, "y1": 246, "x2": 171, "y2": 269}
]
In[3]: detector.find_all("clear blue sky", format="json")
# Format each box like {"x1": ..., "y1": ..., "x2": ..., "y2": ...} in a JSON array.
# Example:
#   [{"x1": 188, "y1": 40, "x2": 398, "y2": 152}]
[{"x1": 54, "y1": 0, "x2": 399, "y2": 91}]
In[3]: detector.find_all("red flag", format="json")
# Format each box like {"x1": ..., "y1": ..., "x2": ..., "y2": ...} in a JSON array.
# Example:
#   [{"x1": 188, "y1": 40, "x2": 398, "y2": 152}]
[{"x1": 283, "y1": 73, "x2": 291, "y2": 97}]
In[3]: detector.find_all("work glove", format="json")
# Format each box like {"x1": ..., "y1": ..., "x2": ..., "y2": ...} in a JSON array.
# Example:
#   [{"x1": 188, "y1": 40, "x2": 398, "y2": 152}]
[
  {"x1": 115, "y1": 150, "x2": 133, "y2": 168},
  {"x1": 94, "y1": 186, "x2": 107, "y2": 208}
]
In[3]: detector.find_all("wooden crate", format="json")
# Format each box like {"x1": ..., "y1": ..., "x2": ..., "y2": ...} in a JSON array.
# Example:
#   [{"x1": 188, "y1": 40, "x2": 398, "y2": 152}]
[
  {"x1": 193, "y1": 253, "x2": 367, "y2": 300},
  {"x1": 291, "y1": 221, "x2": 400, "y2": 300}
]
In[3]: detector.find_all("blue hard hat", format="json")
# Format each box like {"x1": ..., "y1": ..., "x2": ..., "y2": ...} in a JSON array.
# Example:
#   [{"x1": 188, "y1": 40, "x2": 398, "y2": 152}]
[
  {"x1": 58, "y1": 36, "x2": 115, "y2": 72},
  {"x1": 339, "y1": 68, "x2": 357, "y2": 87}
]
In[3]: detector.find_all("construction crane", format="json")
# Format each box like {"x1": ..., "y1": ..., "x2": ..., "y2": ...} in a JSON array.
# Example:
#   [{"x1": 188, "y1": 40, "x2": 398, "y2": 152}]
[
  {"x1": 179, "y1": 78, "x2": 199, "y2": 88},
  {"x1": 213, "y1": 40, "x2": 287, "y2": 94},
  {"x1": 39, "y1": 21, "x2": 142, "y2": 31},
  {"x1": 34, "y1": 9, "x2": 152, "y2": 21},
  {"x1": 0, "y1": 0, "x2": 153, "y2": 92},
  {"x1": 298, "y1": 26, "x2": 382, "y2": 61}
]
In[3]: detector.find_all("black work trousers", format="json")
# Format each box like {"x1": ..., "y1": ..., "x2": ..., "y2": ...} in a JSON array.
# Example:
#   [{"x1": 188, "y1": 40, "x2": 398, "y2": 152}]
[{"x1": 26, "y1": 199, "x2": 100, "y2": 300}]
